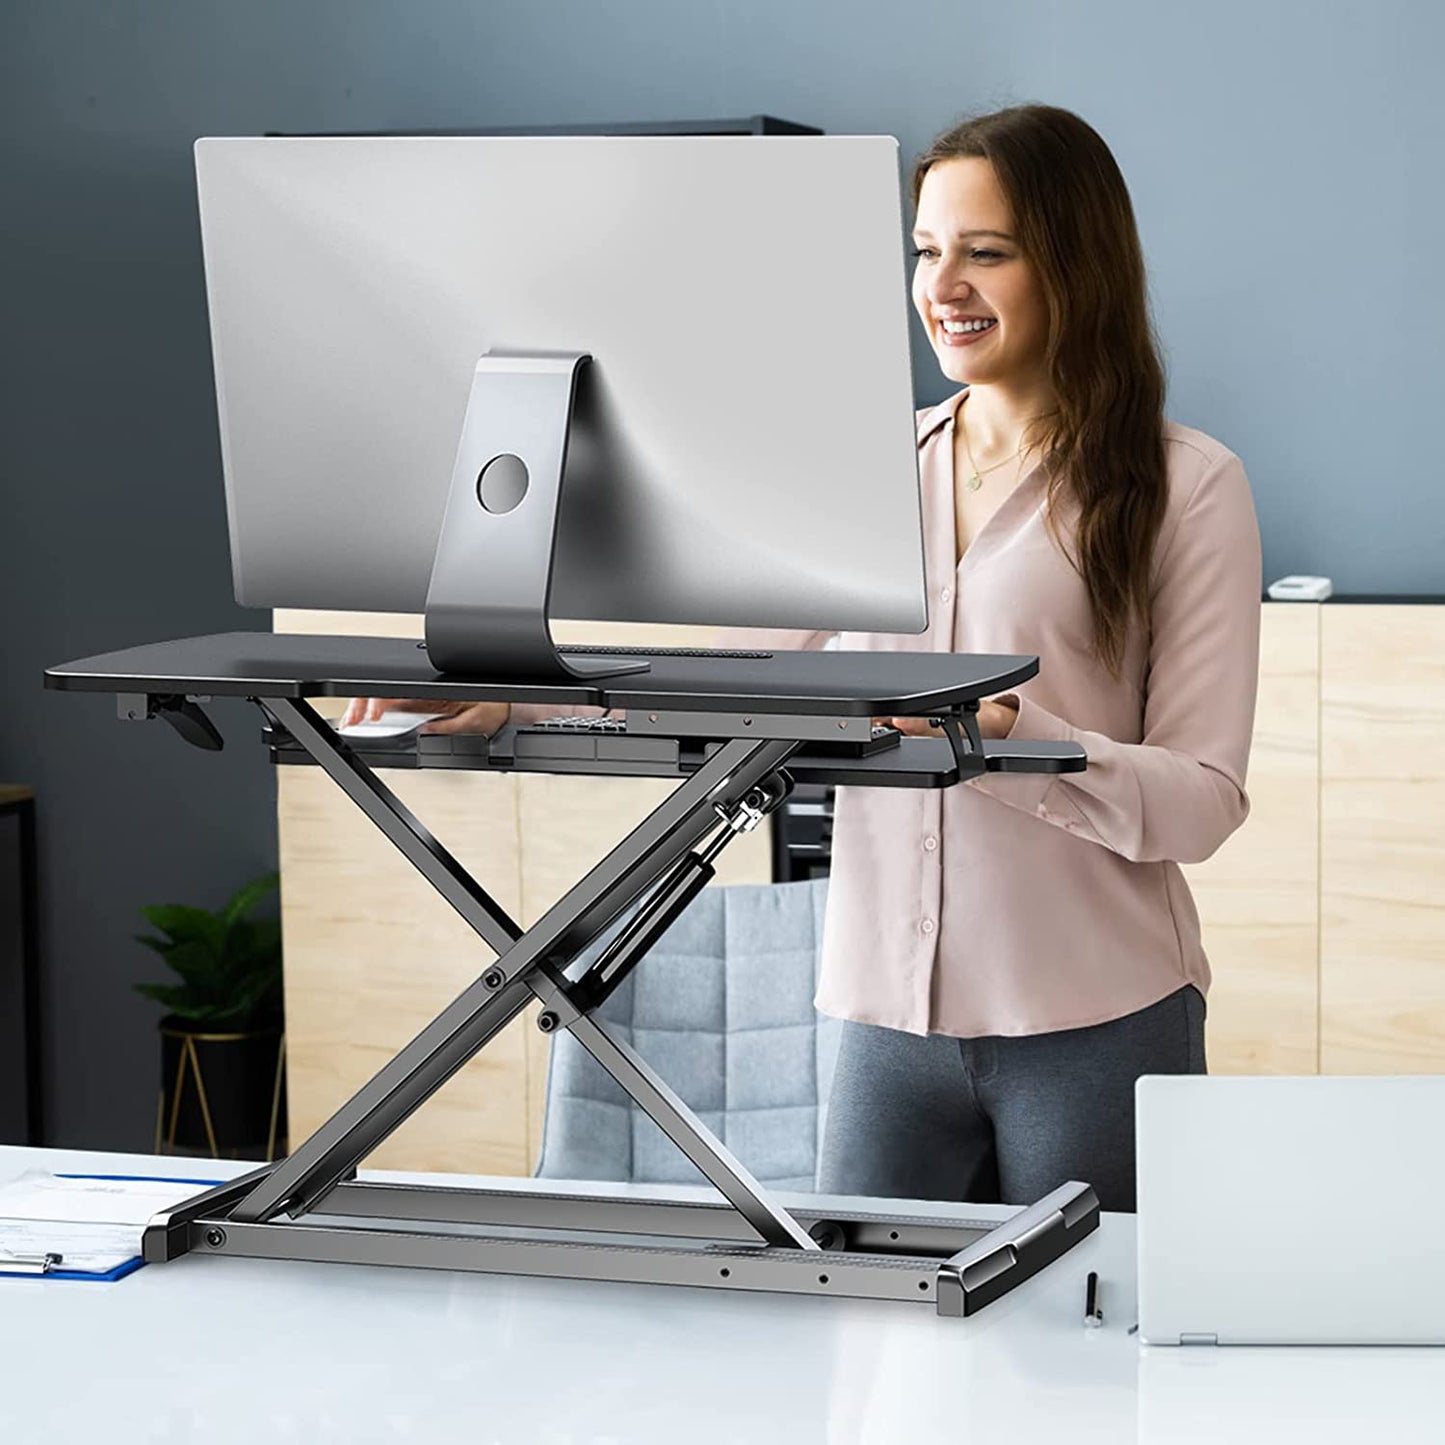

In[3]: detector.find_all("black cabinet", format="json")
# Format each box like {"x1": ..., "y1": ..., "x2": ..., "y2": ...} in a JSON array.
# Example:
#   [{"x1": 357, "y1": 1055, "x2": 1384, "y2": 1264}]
[{"x1": 0, "y1": 787, "x2": 41, "y2": 1145}]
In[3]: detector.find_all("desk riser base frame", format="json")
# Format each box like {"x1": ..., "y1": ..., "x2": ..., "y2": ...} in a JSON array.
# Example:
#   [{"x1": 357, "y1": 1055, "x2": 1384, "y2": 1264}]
[{"x1": 146, "y1": 1177, "x2": 1098, "y2": 1317}]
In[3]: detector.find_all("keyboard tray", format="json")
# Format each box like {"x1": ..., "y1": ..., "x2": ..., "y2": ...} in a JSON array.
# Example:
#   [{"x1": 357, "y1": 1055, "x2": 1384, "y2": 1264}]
[{"x1": 266, "y1": 724, "x2": 1085, "y2": 790}]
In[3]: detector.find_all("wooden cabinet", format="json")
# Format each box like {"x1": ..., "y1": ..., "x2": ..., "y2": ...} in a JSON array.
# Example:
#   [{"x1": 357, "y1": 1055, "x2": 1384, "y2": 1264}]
[
  {"x1": 278, "y1": 764, "x2": 532, "y2": 1174},
  {"x1": 1185, "y1": 605, "x2": 1321, "y2": 1074},
  {"x1": 1320, "y1": 607, "x2": 1445, "y2": 1073},
  {"x1": 1191, "y1": 603, "x2": 1445, "y2": 1078}
]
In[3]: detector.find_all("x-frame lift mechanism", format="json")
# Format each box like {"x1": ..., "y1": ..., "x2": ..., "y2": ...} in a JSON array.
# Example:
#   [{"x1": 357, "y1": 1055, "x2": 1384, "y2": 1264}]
[{"x1": 49, "y1": 637, "x2": 1099, "y2": 1318}]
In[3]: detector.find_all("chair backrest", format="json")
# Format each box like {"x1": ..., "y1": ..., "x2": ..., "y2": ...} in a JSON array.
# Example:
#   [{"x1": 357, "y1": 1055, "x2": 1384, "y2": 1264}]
[{"x1": 534, "y1": 878, "x2": 839, "y2": 1190}]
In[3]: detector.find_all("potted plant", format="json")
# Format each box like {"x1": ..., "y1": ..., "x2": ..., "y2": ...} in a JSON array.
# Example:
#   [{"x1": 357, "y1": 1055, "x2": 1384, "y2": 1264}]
[{"x1": 134, "y1": 872, "x2": 287, "y2": 1159}]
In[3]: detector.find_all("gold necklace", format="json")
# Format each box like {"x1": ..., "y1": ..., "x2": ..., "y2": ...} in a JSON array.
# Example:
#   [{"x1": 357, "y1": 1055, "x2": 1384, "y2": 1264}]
[{"x1": 958, "y1": 406, "x2": 1026, "y2": 493}]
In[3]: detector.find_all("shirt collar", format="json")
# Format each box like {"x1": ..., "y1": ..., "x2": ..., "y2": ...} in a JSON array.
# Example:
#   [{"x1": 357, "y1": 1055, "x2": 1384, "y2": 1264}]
[{"x1": 916, "y1": 388, "x2": 969, "y2": 446}]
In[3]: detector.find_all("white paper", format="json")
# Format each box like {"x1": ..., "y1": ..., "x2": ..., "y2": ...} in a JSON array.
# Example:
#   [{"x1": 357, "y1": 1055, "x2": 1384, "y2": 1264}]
[
  {"x1": 0, "y1": 1222, "x2": 140, "y2": 1274},
  {"x1": 0, "y1": 1171, "x2": 216, "y2": 1275},
  {"x1": 0, "y1": 1170, "x2": 213, "y2": 1225}
]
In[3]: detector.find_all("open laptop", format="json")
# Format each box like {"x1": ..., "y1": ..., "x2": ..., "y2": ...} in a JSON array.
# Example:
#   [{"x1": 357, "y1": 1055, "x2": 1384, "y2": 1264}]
[{"x1": 1136, "y1": 1075, "x2": 1445, "y2": 1345}]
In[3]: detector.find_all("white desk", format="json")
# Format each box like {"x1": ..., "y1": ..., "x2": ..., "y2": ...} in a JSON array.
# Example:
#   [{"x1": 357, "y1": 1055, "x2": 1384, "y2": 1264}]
[{"x1": 2, "y1": 1147, "x2": 1441, "y2": 1444}]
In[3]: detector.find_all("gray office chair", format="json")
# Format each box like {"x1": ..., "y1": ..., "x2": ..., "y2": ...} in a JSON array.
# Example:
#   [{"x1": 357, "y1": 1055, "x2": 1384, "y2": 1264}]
[{"x1": 534, "y1": 878, "x2": 841, "y2": 1191}]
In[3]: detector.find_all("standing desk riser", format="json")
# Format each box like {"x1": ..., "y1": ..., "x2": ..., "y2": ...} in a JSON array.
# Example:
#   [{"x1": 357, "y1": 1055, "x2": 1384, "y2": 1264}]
[{"x1": 45, "y1": 632, "x2": 1097, "y2": 1318}]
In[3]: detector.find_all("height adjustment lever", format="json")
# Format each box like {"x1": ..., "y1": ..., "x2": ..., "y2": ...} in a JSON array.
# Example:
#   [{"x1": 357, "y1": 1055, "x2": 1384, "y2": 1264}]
[
  {"x1": 929, "y1": 702, "x2": 984, "y2": 778},
  {"x1": 118, "y1": 693, "x2": 225, "y2": 752}
]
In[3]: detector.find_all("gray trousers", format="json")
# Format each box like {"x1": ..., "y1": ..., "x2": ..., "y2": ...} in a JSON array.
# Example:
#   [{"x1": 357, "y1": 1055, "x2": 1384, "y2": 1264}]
[{"x1": 816, "y1": 984, "x2": 1206, "y2": 1213}]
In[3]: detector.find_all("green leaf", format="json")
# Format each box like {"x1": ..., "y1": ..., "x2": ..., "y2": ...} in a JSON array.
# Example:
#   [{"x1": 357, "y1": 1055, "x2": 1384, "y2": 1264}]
[
  {"x1": 231, "y1": 968, "x2": 282, "y2": 1015},
  {"x1": 222, "y1": 872, "x2": 279, "y2": 927},
  {"x1": 136, "y1": 874, "x2": 285, "y2": 1029},
  {"x1": 139, "y1": 905, "x2": 226, "y2": 953},
  {"x1": 157, "y1": 939, "x2": 227, "y2": 988}
]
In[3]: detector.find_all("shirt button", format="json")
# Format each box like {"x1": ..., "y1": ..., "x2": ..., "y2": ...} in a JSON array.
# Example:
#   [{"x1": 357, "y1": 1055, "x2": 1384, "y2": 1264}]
[
  {"x1": 920, "y1": 918, "x2": 935, "y2": 935},
  {"x1": 940, "y1": 587, "x2": 952, "y2": 604},
  {"x1": 923, "y1": 835, "x2": 938, "y2": 852}
]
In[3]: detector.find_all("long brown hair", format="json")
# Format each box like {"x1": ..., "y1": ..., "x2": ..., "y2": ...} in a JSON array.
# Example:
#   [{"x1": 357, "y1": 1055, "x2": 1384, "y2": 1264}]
[{"x1": 913, "y1": 105, "x2": 1167, "y2": 675}]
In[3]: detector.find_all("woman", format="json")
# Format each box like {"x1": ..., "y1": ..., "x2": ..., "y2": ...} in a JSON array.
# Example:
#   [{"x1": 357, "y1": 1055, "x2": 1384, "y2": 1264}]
[
  {"x1": 345, "y1": 104, "x2": 1261, "y2": 1212},
  {"x1": 804, "y1": 105, "x2": 1261, "y2": 1212}
]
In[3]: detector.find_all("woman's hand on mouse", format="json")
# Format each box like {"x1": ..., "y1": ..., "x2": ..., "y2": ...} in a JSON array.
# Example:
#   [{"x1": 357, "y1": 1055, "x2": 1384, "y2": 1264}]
[{"x1": 338, "y1": 697, "x2": 511, "y2": 736}]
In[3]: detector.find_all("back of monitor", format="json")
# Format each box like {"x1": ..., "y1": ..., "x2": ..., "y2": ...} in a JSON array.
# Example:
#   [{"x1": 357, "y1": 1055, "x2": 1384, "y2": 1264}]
[{"x1": 193, "y1": 135, "x2": 927, "y2": 636}]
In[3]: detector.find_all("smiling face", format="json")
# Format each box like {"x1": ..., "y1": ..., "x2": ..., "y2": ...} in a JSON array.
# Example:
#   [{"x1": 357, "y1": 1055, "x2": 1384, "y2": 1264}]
[{"x1": 910, "y1": 157, "x2": 1051, "y2": 391}]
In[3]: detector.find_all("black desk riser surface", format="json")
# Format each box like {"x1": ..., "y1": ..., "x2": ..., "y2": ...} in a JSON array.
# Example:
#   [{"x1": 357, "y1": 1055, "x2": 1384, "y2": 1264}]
[{"x1": 45, "y1": 631, "x2": 1040, "y2": 716}]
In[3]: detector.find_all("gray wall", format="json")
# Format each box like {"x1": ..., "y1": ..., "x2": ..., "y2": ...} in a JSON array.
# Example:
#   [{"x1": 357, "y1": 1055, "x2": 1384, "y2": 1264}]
[{"x1": 3, "y1": 0, "x2": 1442, "y2": 1146}]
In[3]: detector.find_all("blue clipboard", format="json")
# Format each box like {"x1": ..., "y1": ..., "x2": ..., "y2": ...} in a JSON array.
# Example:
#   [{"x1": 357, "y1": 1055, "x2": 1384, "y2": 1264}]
[{"x1": 0, "y1": 1172, "x2": 222, "y2": 1283}]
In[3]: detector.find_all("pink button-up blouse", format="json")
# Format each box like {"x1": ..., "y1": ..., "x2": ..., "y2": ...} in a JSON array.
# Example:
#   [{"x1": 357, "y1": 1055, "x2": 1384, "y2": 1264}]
[
  {"x1": 732, "y1": 388, "x2": 1262, "y2": 1038},
  {"x1": 517, "y1": 387, "x2": 1262, "y2": 1038}
]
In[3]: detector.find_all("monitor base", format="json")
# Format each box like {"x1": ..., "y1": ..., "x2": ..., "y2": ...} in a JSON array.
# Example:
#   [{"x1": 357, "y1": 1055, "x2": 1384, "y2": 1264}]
[{"x1": 423, "y1": 350, "x2": 651, "y2": 682}]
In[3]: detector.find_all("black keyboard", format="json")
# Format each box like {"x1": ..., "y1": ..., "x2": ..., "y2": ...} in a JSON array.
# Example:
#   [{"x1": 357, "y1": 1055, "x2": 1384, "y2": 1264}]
[{"x1": 515, "y1": 715, "x2": 901, "y2": 758}]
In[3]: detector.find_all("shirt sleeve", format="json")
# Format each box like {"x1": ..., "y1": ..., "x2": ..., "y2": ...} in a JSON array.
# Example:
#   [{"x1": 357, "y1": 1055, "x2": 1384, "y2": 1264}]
[{"x1": 965, "y1": 450, "x2": 1262, "y2": 865}]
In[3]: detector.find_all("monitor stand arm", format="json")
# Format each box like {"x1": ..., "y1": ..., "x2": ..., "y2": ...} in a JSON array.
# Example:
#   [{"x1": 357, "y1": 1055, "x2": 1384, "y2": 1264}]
[{"x1": 423, "y1": 351, "x2": 650, "y2": 682}]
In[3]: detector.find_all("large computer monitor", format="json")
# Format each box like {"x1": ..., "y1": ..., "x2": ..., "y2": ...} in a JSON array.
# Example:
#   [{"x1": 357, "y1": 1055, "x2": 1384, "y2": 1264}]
[{"x1": 194, "y1": 135, "x2": 927, "y2": 679}]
